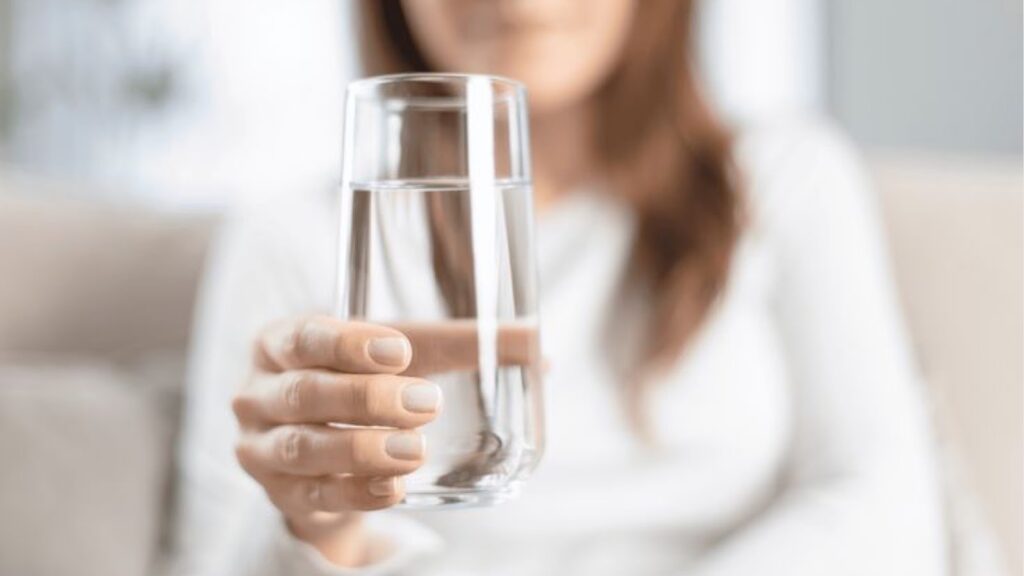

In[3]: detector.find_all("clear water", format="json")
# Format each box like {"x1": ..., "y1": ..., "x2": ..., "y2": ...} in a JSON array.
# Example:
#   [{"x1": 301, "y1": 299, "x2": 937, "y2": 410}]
[{"x1": 339, "y1": 180, "x2": 544, "y2": 507}]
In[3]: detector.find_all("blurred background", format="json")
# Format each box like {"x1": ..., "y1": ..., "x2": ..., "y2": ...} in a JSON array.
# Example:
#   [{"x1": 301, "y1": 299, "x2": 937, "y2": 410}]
[{"x1": 0, "y1": 0, "x2": 1021, "y2": 575}]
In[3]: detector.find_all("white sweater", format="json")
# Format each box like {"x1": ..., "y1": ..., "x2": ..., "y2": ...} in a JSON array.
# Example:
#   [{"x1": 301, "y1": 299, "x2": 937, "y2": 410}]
[{"x1": 172, "y1": 120, "x2": 947, "y2": 576}]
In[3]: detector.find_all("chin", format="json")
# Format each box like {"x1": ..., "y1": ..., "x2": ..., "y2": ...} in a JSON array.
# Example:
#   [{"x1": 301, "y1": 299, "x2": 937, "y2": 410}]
[{"x1": 520, "y1": 76, "x2": 602, "y2": 115}]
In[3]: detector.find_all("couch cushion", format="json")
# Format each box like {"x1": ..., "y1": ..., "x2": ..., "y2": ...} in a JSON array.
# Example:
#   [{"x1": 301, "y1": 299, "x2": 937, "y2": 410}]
[
  {"x1": 0, "y1": 355, "x2": 182, "y2": 576},
  {"x1": 0, "y1": 174, "x2": 215, "y2": 360},
  {"x1": 873, "y1": 154, "x2": 1022, "y2": 574}
]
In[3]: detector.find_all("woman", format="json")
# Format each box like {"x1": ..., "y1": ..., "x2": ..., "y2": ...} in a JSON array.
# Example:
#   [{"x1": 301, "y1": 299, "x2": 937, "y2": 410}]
[{"x1": 175, "y1": 1, "x2": 947, "y2": 574}]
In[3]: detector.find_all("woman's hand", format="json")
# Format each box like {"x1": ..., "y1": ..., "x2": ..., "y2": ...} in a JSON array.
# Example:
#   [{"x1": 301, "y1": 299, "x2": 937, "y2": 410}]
[{"x1": 232, "y1": 315, "x2": 442, "y2": 565}]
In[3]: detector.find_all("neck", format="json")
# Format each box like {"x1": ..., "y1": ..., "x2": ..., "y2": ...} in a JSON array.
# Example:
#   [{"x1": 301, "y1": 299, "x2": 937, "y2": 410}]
[{"x1": 530, "y1": 103, "x2": 597, "y2": 211}]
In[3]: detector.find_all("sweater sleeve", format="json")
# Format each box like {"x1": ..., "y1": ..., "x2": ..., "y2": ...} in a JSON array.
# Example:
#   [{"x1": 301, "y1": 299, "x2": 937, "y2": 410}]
[
  {"x1": 689, "y1": 122, "x2": 948, "y2": 576},
  {"x1": 167, "y1": 199, "x2": 443, "y2": 576}
]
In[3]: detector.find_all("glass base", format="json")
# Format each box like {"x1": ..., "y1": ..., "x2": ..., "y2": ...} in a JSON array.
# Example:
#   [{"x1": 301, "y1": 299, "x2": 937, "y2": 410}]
[{"x1": 397, "y1": 485, "x2": 521, "y2": 509}]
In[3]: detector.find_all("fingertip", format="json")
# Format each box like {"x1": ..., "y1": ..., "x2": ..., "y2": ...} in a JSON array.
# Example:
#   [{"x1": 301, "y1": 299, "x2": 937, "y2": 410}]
[
  {"x1": 360, "y1": 476, "x2": 404, "y2": 510},
  {"x1": 400, "y1": 381, "x2": 443, "y2": 415},
  {"x1": 384, "y1": 431, "x2": 426, "y2": 461},
  {"x1": 366, "y1": 335, "x2": 412, "y2": 370},
  {"x1": 367, "y1": 476, "x2": 399, "y2": 498}
]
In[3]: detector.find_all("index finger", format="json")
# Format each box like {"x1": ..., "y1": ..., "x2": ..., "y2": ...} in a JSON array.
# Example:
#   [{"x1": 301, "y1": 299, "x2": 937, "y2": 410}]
[{"x1": 256, "y1": 316, "x2": 411, "y2": 374}]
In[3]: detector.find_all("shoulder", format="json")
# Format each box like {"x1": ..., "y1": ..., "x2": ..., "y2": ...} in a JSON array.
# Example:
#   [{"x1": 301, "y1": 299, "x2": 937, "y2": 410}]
[{"x1": 732, "y1": 115, "x2": 874, "y2": 236}]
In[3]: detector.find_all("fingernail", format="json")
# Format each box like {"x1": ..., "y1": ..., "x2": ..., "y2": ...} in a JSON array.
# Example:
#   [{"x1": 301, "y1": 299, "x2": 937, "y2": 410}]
[
  {"x1": 367, "y1": 476, "x2": 397, "y2": 497},
  {"x1": 402, "y1": 382, "x2": 441, "y2": 413},
  {"x1": 385, "y1": 432, "x2": 424, "y2": 460},
  {"x1": 367, "y1": 337, "x2": 410, "y2": 367}
]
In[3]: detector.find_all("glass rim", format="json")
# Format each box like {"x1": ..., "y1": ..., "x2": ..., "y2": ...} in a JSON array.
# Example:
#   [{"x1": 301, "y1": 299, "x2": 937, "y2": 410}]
[{"x1": 346, "y1": 73, "x2": 526, "y2": 100}]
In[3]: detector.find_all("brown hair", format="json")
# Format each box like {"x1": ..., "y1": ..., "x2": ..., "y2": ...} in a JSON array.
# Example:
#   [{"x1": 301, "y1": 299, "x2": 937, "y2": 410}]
[{"x1": 357, "y1": 0, "x2": 743, "y2": 430}]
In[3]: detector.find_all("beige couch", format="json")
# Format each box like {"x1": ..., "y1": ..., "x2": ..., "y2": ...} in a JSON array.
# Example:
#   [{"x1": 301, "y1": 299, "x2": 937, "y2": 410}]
[{"x1": 0, "y1": 157, "x2": 1020, "y2": 575}]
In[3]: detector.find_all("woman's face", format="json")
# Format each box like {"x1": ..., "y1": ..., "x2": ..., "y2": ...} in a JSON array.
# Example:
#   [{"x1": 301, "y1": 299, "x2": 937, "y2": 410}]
[{"x1": 400, "y1": 0, "x2": 636, "y2": 114}]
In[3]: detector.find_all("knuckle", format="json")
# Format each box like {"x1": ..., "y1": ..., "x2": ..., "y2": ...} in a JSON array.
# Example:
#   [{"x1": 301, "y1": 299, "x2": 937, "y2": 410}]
[
  {"x1": 283, "y1": 319, "x2": 313, "y2": 364},
  {"x1": 314, "y1": 479, "x2": 346, "y2": 511},
  {"x1": 303, "y1": 478, "x2": 325, "y2": 510},
  {"x1": 234, "y1": 440, "x2": 258, "y2": 473},
  {"x1": 356, "y1": 479, "x2": 403, "y2": 510},
  {"x1": 350, "y1": 377, "x2": 376, "y2": 420},
  {"x1": 360, "y1": 375, "x2": 401, "y2": 423},
  {"x1": 281, "y1": 372, "x2": 311, "y2": 416},
  {"x1": 264, "y1": 485, "x2": 293, "y2": 514},
  {"x1": 252, "y1": 324, "x2": 283, "y2": 370},
  {"x1": 336, "y1": 375, "x2": 387, "y2": 426},
  {"x1": 278, "y1": 428, "x2": 307, "y2": 466},
  {"x1": 230, "y1": 394, "x2": 250, "y2": 421},
  {"x1": 347, "y1": 432, "x2": 378, "y2": 470}
]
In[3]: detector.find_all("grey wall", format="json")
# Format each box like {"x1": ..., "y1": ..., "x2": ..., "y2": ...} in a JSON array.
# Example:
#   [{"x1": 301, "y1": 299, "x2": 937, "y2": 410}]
[{"x1": 828, "y1": 0, "x2": 1023, "y2": 154}]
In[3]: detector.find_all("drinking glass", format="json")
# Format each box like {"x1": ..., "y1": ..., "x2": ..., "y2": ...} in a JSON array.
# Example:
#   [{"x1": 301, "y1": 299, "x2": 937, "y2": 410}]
[{"x1": 336, "y1": 74, "x2": 544, "y2": 507}]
